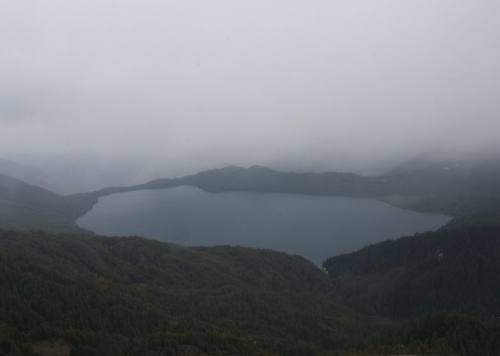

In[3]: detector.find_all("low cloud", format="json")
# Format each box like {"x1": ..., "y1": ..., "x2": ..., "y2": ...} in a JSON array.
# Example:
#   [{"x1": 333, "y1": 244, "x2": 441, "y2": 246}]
[{"x1": 1, "y1": 0, "x2": 499, "y2": 183}]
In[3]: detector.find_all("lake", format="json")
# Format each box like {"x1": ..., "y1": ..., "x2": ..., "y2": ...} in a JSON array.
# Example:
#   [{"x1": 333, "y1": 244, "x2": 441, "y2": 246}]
[{"x1": 77, "y1": 186, "x2": 451, "y2": 264}]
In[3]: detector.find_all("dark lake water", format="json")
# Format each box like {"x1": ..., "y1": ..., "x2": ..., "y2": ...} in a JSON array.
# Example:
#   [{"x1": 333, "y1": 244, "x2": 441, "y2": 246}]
[{"x1": 77, "y1": 186, "x2": 451, "y2": 264}]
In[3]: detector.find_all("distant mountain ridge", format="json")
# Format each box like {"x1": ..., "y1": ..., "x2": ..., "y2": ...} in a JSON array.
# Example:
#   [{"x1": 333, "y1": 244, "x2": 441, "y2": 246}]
[
  {"x1": 76, "y1": 158, "x2": 500, "y2": 218},
  {"x1": 2, "y1": 157, "x2": 500, "y2": 232},
  {"x1": 0, "y1": 174, "x2": 82, "y2": 233},
  {"x1": 0, "y1": 158, "x2": 52, "y2": 189}
]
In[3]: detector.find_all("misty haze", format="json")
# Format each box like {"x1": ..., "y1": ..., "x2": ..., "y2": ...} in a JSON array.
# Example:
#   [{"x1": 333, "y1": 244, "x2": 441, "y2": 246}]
[
  {"x1": 1, "y1": 1, "x2": 500, "y2": 188},
  {"x1": 1, "y1": 1, "x2": 500, "y2": 355}
]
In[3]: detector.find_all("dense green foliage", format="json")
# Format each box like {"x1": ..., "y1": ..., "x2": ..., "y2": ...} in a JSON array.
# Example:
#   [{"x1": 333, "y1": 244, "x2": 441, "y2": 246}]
[
  {"x1": 2, "y1": 229, "x2": 500, "y2": 355},
  {"x1": 0, "y1": 229, "x2": 365, "y2": 355},
  {"x1": 324, "y1": 226, "x2": 500, "y2": 318},
  {"x1": 362, "y1": 313, "x2": 500, "y2": 356}
]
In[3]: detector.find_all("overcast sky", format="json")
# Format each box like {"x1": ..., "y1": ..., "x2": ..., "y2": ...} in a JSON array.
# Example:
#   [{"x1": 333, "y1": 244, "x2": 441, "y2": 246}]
[{"x1": 1, "y1": 0, "x2": 499, "y2": 182}]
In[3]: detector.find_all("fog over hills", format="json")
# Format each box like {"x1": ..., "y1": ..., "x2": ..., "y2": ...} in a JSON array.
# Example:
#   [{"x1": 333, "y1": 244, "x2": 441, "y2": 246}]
[
  {"x1": 1, "y1": 0, "x2": 500, "y2": 189},
  {"x1": 1, "y1": 1, "x2": 500, "y2": 355},
  {"x1": 0, "y1": 158, "x2": 51, "y2": 190}
]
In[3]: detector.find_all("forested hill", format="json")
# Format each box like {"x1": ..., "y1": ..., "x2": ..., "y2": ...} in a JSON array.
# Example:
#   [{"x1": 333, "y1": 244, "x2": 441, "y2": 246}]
[
  {"x1": 2, "y1": 229, "x2": 500, "y2": 355},
  {"x1": 323, "y1": 226, "x2": 500, "y2": 318},
  {"x1": 0, "y1": 229, "x2": 359, "y2": 355}
]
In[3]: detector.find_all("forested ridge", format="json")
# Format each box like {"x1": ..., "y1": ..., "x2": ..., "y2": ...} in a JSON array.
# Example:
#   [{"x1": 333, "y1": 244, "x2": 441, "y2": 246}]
[
  {"x1": 324, "y1": 226, "x2": 500, "y2": 318},
  {"x1": 0, "y1": 229, "x2": 359, "y2": 355},
  {"x1": 1, "y1": 229, "x2": 500, "y2": 355}
]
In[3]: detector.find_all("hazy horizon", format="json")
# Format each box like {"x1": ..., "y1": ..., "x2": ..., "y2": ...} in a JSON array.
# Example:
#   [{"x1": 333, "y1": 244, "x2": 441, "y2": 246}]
[{"x1": 1, "y1": 1, "x2": 499, "y2": 191}]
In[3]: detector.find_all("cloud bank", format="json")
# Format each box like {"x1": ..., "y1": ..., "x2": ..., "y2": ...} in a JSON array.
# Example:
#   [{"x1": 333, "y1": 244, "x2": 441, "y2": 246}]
[{"x1": 1, "y1": 0, "x2": 499, "y2": 182}]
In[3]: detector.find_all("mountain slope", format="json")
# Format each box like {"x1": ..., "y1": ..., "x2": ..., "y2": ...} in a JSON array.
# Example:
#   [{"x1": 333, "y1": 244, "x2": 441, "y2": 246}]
[
  {"x1": 323, "y1": 226, "x2": 500, "y2": 318},
  {"x1": 2, "y1": 229, "x2": 500, "y2": 355},
  {"x1": 0, "y1": 159, "x2": 51, "y2": 190},
  {"x1": 0, "y1": 174, "x2": 83, "y2": 232},
  {"x1": 0, "y1": 229, "x2": 361, "y2": 355}
]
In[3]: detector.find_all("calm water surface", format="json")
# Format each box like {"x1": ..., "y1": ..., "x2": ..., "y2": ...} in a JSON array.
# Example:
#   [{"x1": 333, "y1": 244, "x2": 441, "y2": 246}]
[{"x1": 77, "y1": 187, "x2": 451, "y2": 264}]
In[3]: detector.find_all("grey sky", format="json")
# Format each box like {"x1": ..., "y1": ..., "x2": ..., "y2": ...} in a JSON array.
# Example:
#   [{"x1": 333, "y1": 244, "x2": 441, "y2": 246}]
[{"x1": 1, "y1": 0, "x2": 499, "y2": 180}]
